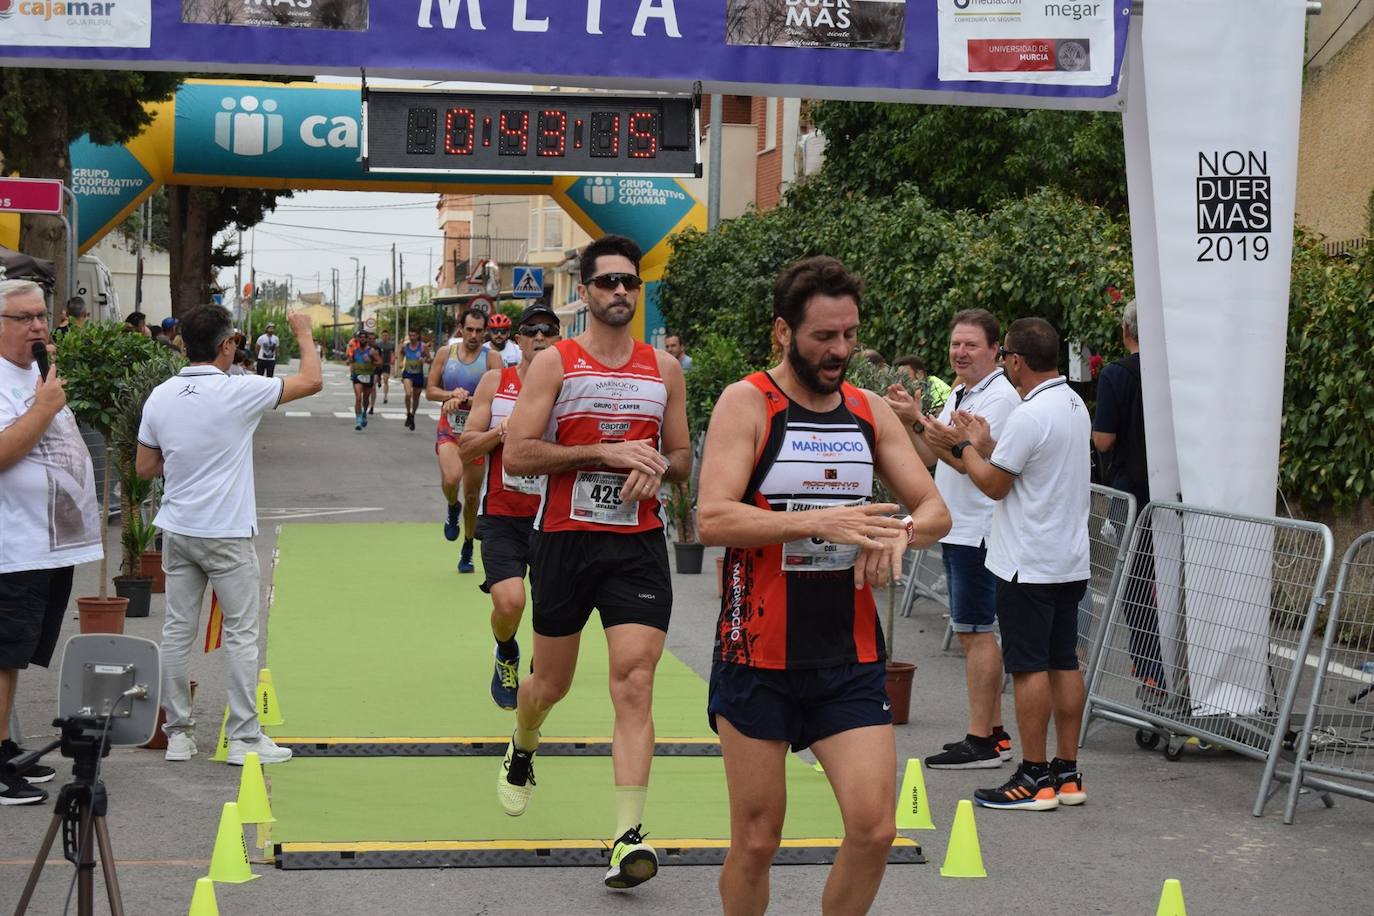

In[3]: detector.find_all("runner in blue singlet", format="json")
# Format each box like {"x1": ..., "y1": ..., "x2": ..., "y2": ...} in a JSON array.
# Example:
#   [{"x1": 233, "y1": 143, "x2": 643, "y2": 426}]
[
  {"x1": 427, "y1": 307, "x2": 502, "y2": 570},
  {"x1": 350, "y1": 334, "x2": 381, "y2": 431}
]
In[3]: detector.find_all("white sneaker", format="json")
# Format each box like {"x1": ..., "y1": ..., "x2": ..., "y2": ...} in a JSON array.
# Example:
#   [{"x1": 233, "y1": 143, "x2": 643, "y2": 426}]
[
  {"x1": 226, "y1": 734, "x2": 293, "y2": 766},
  {"x1": 165, "y1": 731, "x2": 197, "y2": 762}
]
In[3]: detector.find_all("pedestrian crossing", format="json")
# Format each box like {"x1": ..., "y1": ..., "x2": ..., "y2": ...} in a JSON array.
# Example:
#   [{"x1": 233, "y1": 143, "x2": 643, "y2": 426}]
[{"x1": 263, "y1": 359, "x2": 443, "y2": 422}]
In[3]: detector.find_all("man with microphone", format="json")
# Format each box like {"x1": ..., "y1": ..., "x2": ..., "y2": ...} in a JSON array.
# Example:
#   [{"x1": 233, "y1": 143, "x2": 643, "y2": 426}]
[{"x1": 0, "y1": 280, "x2": 104, "y2": 805}]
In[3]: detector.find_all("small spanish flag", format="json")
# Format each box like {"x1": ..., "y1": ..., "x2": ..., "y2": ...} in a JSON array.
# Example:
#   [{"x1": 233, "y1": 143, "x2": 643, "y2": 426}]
[{"x1": 204, "y1": 590, "x2": 224, "y2": 653}]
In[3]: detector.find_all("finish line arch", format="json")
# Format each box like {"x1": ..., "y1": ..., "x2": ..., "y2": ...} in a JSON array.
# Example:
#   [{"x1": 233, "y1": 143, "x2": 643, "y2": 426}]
[{"x1": 0, "y1": 79, "x2": 705, "y2": 340}]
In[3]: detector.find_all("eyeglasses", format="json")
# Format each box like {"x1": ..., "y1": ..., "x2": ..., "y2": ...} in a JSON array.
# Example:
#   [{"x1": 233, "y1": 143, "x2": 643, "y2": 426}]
[
  {"x1": 520, "y1": 323, "x2": 558, "y2": 338},
  {"x1": 997, "y1": 346, "x2": 1021, "y2": 360},
  {"x1": 0, "y1": 312, "x2": 47, "y2": 325},
  {"x1": 586, "y1": 272, "x2": 643, "y2": 292}
]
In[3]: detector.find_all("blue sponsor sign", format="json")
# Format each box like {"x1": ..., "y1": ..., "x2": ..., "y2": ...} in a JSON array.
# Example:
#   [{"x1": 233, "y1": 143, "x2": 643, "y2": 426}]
[{"x1": 70, "y1": 137, "x2": 153, "y2": 249}]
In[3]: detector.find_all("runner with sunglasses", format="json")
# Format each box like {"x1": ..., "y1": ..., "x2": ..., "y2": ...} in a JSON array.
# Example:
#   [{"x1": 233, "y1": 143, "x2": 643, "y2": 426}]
[
  {"x1": 459, "y1": 304, "x2": 561, "y2": 710},
  {"x1": 428, "y1": 308, "x2": 502, "y2": 570},
  {"x1": 496, "y1": 235, "x2": 690, "y2": 891}
]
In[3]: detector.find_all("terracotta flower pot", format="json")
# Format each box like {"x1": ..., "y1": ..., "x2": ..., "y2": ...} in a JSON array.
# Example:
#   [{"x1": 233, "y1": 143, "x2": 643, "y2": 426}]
[
  {"x1": 140, "y1": 549, "x2": 165, "y2": 593},
  {"x1": 884, "y1": 661, "x2": 917, "y2": 726},
  {"x1": 76, "y1": 596, "x2": 129, "y2": 634}
]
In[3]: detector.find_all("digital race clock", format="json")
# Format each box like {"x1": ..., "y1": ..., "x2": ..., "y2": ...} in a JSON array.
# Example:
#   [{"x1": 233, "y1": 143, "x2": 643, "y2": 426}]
[{"x1": 363, "y1": 88, "x2": 700, "y2": 178}]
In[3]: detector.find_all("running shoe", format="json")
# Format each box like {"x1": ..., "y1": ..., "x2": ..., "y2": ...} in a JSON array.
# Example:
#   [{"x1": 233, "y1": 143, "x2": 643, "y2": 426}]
[
  {"x1": 1051, "y1": 759, "x2": 1086, "y2": 806},
  {"x1": 491, "y1": 643, "x2": 520, "y2": 710},
  {"x1": 355, "y1": 418, "x2": 362, "y2": 431},
  {"x1": 927, "y1": 735, "x2": 1002, "y2": 770},
  {"x1": 0, "y1": 739, "x2": 55, "y2": 784},
  {"x1": 973, "y1": 762, "x2": 1059, "y2": 811},
  {"x1": 361, "y1": 412, "x2": 368, "y2": 428},
  {"x1": 605, "y1": 824, "x2": 658, "y2": 889},
  {"x1": 0, "y1": 773, "x2": 47, "y2": 806},
  {"x1": 497, "y1": 738, "x2": 536, "y2": 816},
  {"x1": 443, "y1": 503, "x2": 461, "y2": 541},
  {"x1": 458, "y1": 540, "x2": 475, "y2": 574},
  {"x1": 942, "y1": 728, "x2": 1013, "y2": 762},
  {"x1": 164, "y1": 731, "x2": 197, "y2": 762}
]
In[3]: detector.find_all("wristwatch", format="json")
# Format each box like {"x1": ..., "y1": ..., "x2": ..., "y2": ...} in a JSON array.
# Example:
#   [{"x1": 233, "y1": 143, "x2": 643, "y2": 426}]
[
  {"x1": 900, "y1": 514, "x2": 915, "y2": 545},
  {"x1": 951, "y1": 440, "x2": 973, "y2": 460},
  {"x1": 912, "y1": 422, "x2": 926, "y2": 434}
]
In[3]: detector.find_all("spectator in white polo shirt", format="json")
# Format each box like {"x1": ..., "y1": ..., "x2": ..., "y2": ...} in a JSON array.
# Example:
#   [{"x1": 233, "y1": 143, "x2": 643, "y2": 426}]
[
  {"x1": 886, "y1": 309, "x2": 1023, "y2": 771},
  {"x1": 950, "y1": 317, "x2": 1090, "y2": 812},
  {"x1": 136, "y1": 305, "x2": 322, "y2": 766}
]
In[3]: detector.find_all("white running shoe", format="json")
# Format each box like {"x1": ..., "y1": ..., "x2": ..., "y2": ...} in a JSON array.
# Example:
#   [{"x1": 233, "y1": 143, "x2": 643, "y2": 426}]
[
  {"x1": 497, "y1": 738, "x2": 536, "y2": 816},
  {"x1": 227, "y1": 734, "x2": 293, "y2": 765},
  {"x1": 164, "y1": 731, "x2": 197, "y2": 762}
]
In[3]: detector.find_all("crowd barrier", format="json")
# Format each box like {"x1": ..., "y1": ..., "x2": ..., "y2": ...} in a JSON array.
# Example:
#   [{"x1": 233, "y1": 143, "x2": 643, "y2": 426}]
[
  {"x1": 1080, "y1": 501, "x2": 1334, "y2": 817},
  {"x1": 1284, "y1": 530, "x2": 1374, "y2": 823}
]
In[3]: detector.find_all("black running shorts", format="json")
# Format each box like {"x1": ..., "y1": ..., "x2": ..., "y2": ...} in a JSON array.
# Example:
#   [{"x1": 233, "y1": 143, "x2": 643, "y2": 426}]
[
  {"x1": 995, "y1": 575, "x2": 1088, "y2": 673},
  {"x1": 528, "y1": 529, "x2": 672, "y2": 638},
  {"x1": 477, "y1": 514, "x2": 534, "y2": 594},
  {"x1": 0, "y1": 566, "x2": 75, "y2": 670},
  {"x1": 707, "y1": 659, "x2": 892, "y2": 753}
]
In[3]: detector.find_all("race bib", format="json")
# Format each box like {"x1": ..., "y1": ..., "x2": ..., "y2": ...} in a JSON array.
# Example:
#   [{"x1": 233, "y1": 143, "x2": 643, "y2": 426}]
[
  {"x1": 448, "y1": 409, "x2": 469, "y2": 433},
  {"x1": 354, "y1": 371, "x2": 373, "y2": 384},
  {"x1": 501, "y1": 465, "x2": 544, "y2": 496},
  {"x1": 781, "y1": 499, "x2": 863, "y2": 572},
  {"x1": 570, "y1": 470, "x2": 637, "y2": 526}
]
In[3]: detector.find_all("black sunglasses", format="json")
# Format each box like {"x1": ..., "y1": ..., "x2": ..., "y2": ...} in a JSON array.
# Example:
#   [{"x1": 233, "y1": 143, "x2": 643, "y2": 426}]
[
  {"x1": 520, "y1": 323, "x2": 559, "y2": 338},
  {"x1": 997, "y1": 346, "x2": 1021, "y2": 360},
  {"x1": 586, "y1": 272, "x2": 643, "y2": 292}
]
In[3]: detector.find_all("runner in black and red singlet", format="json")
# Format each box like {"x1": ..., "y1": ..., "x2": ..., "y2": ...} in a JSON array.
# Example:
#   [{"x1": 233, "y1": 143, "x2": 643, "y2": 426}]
[
  {"x1": 697, "y1": 256, "x2": 950, "y2": 916},
  {"x1": 495, "y1": 235, "x2": 690, "y2": 892},
  {"x1": 458, "y1": 303, "x2": 560, "y2": 710}
]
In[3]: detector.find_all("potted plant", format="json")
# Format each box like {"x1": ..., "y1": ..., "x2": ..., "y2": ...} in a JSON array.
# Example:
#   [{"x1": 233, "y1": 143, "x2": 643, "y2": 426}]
[
  {"x1": 55, "y1": 321, "x2": 167, "y2": 632},
  {"x1": 109, "y1": 349, "x2": 185, "y2": 615},
  {"x1": 665, "y1": 479, "x2": 703, "y2": 574},
  {"x1": 138, "y1": 479, "x2": 166, "y2": 593}
]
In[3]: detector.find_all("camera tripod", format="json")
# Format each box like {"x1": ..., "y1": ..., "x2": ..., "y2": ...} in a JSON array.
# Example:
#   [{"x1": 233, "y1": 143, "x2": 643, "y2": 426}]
[{"x1": 11, "y1": 716, "x2": 126, "y2": 916}]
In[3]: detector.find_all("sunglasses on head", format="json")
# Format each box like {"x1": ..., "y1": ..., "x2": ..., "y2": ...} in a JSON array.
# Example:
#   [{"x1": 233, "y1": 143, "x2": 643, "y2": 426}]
[
  {"x1": 586, "y1": 272, "x2": 643, "y2": 292},
  {"x1": 520, "y1": 323, "x2": 559, "y2": 338}
]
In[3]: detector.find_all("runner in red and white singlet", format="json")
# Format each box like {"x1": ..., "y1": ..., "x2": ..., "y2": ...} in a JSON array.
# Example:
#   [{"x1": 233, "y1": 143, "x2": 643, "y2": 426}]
[
  {"x1": 459, "y1": 303, "x2": 561, "y2": 712},
  {"x1": 495, "y1": 235, "x2": 690, "y2": 892},
  {"x1": 697, "y1": 256, "x2": 950, "y2": 916}
]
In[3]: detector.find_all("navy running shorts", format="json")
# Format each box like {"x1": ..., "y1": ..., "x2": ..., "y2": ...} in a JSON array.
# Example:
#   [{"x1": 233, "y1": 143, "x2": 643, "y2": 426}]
[
  {"x1": 528, "y1": 529, "x2": 671, "y2": 638},
  {"x1": 477, "y1": 514, "x2": 534, "y2": 594},
  {"x1": 707, "y1": 659, "x2": 892, "y2": 753}
]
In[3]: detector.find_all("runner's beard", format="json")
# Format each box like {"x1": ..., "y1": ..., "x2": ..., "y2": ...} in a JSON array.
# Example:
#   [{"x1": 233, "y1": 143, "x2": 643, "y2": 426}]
[
  {"x1": 788, "y1": 338, "x2": 851, "y2": 395},
  {"x1": 590, "y1": 296, "x2": 635, "y2": 327}
]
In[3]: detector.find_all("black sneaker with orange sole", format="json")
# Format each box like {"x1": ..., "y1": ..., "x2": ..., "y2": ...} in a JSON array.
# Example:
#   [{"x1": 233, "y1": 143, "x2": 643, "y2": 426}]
[
  {"x1": 973, "y1": 763, "x2": 1059, "y2": 811},
  {"x1": 1051, "y1": 758, "x2": 1086, "y2": 806}
]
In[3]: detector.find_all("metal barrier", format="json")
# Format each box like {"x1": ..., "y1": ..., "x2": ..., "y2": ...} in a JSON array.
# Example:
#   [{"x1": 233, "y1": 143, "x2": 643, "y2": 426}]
[
  {"x1": 1080, "y1": 501, "x2": 1334, "y2": 816},
  {"x1": 899, "y1": 543, "x2": 947, "y2": 621},
  {"x1": 1284, "y1": 531, "x2": 1374, "y2": 823}
]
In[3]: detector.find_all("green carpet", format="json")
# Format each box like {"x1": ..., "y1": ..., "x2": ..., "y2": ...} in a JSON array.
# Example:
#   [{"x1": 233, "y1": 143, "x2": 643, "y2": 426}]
[
  {"x1": 264, "y1": 523, "x2": 712, "y2": 739},
  {"x1": 271, "y1": 756, "x2": 843, "y2": 843}
]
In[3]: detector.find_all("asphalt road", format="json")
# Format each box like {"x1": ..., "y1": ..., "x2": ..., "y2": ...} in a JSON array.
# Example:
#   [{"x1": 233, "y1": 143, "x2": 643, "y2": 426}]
[{"x1": 1, "y1": 360, "x2": 1370, "y2": 916}]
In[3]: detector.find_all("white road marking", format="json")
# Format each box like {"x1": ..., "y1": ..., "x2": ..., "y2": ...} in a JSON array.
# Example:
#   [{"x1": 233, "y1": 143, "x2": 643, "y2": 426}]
[
  {"x1": 285, "y1": 411, "x2": 312, "y2": 417},
  {"x1": 1269, "y1": 644, "x2": 1373, "y2": 684}
]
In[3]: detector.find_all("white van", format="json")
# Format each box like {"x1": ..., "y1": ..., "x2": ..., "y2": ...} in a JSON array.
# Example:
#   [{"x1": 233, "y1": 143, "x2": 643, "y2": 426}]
[{"x1": 74, "y1": 255, "x2": 119, "y2": 322}]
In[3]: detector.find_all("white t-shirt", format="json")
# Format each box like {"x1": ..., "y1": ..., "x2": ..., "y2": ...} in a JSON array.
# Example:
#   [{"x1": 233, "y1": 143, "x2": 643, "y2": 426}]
[
  {"x1": 256, "y1": 334, "x2": 279, "y2": 361},
  {"x1": 984, "y1": 377, "x2": 1091, "y2": 584},
  {"x1": 0, "y1": 357, "x2": 103, "y2": 573},
  {"x1": 138, "y1": 366, "x2": 283, "y2": 538},
  {"x1": 934, "y1": 368, "x2": 1022, "y2": 548},
  {"x1": 498, "y1": 339, "x2": 520, "y2": 367}
]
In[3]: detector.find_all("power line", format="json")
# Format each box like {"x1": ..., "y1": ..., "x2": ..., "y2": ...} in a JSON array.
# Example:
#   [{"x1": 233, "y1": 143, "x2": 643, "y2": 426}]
[{"x1": 1306, "y1": 0, "x2": 1365, "y2": 65}]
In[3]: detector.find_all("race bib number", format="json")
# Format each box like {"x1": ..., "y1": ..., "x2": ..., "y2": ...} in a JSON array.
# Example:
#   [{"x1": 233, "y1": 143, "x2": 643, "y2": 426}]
[
  {"x1": 354, "y1": 371, "x2": 373, "y2": 384},
  {"x1": 501, "y1": 465, "x2": 544, "y2": 496},
  {"x1": 781, "y1": 499, "x2": 863, "y2": 572},
  {"x1": 571, "y1": 470, "x2": 637, "y2": 526},
  {"x1": 448, "y1": 409, "x2": 469, "y2": 433}
]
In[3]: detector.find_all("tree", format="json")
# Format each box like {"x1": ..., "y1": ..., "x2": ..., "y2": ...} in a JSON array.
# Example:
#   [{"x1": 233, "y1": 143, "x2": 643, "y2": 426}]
[
  {"x1": 0, "y1": 69, "x2": 182, "y2": 295},
  {"x1": 377, "y1": 277, "x2": 394, "y2": 298},
  {"x1": 166, "y1": 186, "x2": 292, "y2": 313},
  {"x1": 806, "y1": 101, "x2": 1128, "y2": 214}
]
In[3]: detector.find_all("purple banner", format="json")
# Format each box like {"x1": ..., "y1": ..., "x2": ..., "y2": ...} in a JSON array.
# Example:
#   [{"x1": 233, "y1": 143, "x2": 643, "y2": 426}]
[{"x1": 0, "y1": 2, "x2": 1129, "y2": 108}]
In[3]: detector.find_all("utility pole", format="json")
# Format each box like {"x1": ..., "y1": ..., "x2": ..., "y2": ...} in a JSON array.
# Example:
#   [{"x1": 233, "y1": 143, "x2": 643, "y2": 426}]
[
  {"x1": 399, "y1": 253, "x2": 408, "y2": 339},
  {"x1": 331, "y1": 267, "x2": 339, "y2": 356},
  {"x1": 359, "y1": 265, "x2": 366, "y2": 332},
  {"x1": 235, "y1": 229, "x2": 243, "y2": 323},
  {"x1": 391, "y1": 242, "x2": 398, "y2": 319},
  {"x1": 134, "y1": 197, "x2": 147, "y2": 311}
]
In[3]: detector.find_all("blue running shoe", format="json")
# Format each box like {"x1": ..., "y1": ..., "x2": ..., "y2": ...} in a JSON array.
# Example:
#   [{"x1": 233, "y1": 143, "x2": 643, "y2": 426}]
[
  {"x1": 458, "y1": 539, "x2": 475, "y2": 574},
  {"x1": 491, "y1": 643, "x2": 520, "y2": 709},
  {"x1": 443, "y1": 503, "x2": 460, "y2": 541}
]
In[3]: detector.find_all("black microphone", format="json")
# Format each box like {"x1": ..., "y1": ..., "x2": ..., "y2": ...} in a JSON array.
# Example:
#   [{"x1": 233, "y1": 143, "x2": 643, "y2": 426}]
[{"x1": 31, "y1": 341, "x2": 49, "y2": 379}]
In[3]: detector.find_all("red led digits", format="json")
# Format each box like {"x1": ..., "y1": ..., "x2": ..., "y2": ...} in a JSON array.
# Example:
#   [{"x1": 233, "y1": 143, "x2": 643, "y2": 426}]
[
  {"x1": 443, "y1": 108, "x2": 475, "y2": 156},
  {"x1": 537, "y1": 110, "x2": 567, "y2": 157},
  {"x1": 628, "y1": 111, "x2": 658, "y2": 158},
  {"x1": 499, "y1": 110, "x2": 530, "y2": 156},
  {"x1": 590, "y1": 112, "x2": 620, "y2": 158}
]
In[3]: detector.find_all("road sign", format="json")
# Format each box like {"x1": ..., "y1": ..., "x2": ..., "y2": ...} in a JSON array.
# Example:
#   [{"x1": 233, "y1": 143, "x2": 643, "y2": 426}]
[
  {"x1": 513, "y1": 266, "x2": 544, "y2": 299},
  {"x1": 364, "y1": 317, "x2": 376, "y2": 331},
  {"x1": 0, "y1": 177, "x2": 64, "y2": 215}
]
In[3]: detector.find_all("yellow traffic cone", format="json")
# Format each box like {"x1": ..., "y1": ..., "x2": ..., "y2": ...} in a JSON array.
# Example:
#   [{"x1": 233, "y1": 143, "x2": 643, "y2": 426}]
[
  {"x1": 235, "y1": 752, "x2": 275, "y2": 825},
  {"x1": 939, "y1": 800, "x2": 987, "y2": 878},
  {"x1": 209, "y1": 706, "x2": 230, "y2": 762},
  {"x1": 188, "y1": 876, "x2": 220, "y2": 915},
  {"x1": 207, "y1": 802, "x2": 258, "y2": 884},
  {"x1": 257, "y1": 668, "x2": 284, "y2": 726},
  {"x1": 1156, "y1": 879, "x2": 1187, "y2": 916},
  {"x1": 896, "y1": 758, "x2": 936, "y2": 830}
]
